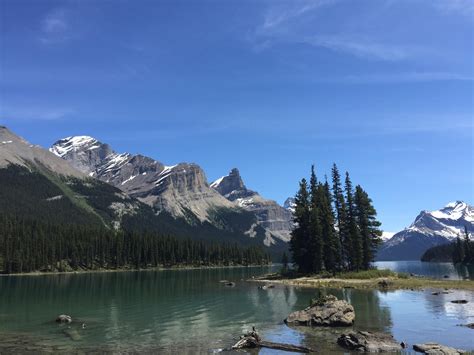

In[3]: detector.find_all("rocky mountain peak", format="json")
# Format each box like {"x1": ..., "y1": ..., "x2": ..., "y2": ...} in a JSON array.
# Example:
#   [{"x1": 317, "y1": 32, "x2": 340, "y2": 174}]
[
  {"x1": 377, "y1": 201, "x2": 473, "y2": 261},
  {"x1": 283, "y1": 197, "x2": 296, "y2": 213},
  {"x1": 0, "y1": 126, "x2": 84, "y2": 178},
  {"x1": 50, "y1": 136, "x2": 236, "y2": 223},
  {"x1": 210, "y1": 168, "x2": 248, "y2": 198},
  {"x1": 211, "y1": 168, "x2": 293, "y2": 242},
  {"x1": 50, "y1": 136, "x2": 114, "y2": 174}
]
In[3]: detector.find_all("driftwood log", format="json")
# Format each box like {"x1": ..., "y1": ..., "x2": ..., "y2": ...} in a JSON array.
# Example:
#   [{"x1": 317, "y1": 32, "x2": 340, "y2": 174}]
[{"x1": 231, "y1": 327, "x2": 314, "y2": 353}]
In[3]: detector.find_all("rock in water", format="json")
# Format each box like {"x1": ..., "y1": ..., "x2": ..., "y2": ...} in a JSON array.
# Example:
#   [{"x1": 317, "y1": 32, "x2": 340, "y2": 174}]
[
  {"x1": 413, "y1": 342, "x2": 466, "y2": 354},
  {"x1": 63, "y1": 328, "x2": 81, "y2": 341},
  {"x1": 284, "y1": 295, "x2": 355, "y2": 327},
  {"x1": 337, "y1": 331, "x2": 403, "y2": 352},
  {"x1": 55, "y1": 315, "x2": 72, "y2": 323},
  {"x1": 450, "y1": 300, "x2": 468, "y2": 304}
]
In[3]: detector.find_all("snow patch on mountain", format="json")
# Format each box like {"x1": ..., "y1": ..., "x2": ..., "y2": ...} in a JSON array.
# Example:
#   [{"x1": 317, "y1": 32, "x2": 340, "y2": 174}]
[
  {"x1": 49, "y1": 136, "x2": 97, "y2": 157},
  {"x1": 377, "y1": 201, "x2": 473, "y2": 260},
  {"x1": 283, "y1": 197, "x2": 296, "y2": 214},
  {"x1": 381, "y1": 231, "x2": 395, "y2": 241}
]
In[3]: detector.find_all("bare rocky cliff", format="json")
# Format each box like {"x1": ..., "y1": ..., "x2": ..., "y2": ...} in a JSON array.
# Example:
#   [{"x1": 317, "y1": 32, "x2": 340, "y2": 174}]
[{"x1": 211, "y1": 168, "x2": 293, "y2": 242}]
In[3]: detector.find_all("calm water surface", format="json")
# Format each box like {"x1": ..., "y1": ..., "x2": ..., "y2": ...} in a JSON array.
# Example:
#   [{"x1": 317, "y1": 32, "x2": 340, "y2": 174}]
[
  {"x1": 0, "y1": 264, "x2": 473, "y2": 354},
  {"x1": 374, "y1": 260, "x2": 474, "y2": 280}
]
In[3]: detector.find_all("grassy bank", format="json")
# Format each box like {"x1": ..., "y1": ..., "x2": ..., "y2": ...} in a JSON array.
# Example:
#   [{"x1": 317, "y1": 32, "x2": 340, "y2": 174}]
[
  {"x1": 252, "y1": 269, "x2": 474, "y2": 290},
  {"x1": 0, "y1": 263, "x2": 271, "y2": 277}
]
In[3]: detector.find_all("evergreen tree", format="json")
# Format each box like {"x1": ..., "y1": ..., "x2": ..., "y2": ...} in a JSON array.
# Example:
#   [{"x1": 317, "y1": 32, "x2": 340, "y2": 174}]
[
  {"x1": 0, "y1": 215, "x2": 271, "y2": 274},
  {"x1": 463, "y1": 226, "x2": 471, "y2": 263},
  {"x1": 320, "y1": 180, "x2": 340, "y2": 273},
  {"x1": 331, "y1": 164, "x2": 348, "y2": 267},
  {"x1": 345, "y1": 172, "x2": 362, "y2": 270},
  {"x1": 289, "y1": 179, "x2": 312, "y2": 273},
  {"x1": 452, "y1": 236, "x2": 465, "y2": 264},
  {"x1": 309, "y1": 166, "x2": 323, "y2": 273},
  {"x1": 354, "y1": 185, "x2": 383, "y2": 269},
  {"x1": 281, "y1": 252, "x2": 289, "y2": 274}
]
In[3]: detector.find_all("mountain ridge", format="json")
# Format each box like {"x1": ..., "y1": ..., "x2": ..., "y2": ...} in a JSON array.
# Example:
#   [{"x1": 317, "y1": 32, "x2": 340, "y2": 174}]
[
  {"x1": 211, "y1": 168, "x2": 293, "y2": 242},
  {"x1": 49, "y1": 134, "x2": 289, "y2": 251},
  {"x1": 377, "y1": 201, "x2": 473, "y2": 260}
]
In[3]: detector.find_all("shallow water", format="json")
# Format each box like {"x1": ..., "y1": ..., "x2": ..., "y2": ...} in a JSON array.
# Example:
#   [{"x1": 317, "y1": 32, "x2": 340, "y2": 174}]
[
  {"x1": 0, "y1": 265, "x2": 473, "y2": 353},
  {"x1": 374, "y1": 260, "x2": 474, "y2": 280}
]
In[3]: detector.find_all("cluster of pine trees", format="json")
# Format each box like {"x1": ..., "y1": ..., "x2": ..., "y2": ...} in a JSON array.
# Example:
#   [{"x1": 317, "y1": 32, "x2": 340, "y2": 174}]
[
  {"x1": 289, "y1": 164, "x2": 382, "y2": 274},
  {"x1": 0, "y1": 215, "x2": 270, "y2": 274},
  {"x1": 452, "y1": 226, "x2": 473, "y2": 264}
]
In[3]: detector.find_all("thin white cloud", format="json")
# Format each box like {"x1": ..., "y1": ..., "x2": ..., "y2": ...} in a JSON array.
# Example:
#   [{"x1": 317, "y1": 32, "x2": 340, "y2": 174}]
[
  {"x1": 39, "y1": 7, "x2": 76, "y2": 44},
  {"x1": 340, "y1": 71, "x2": 474, "y2": 84},
  {"x1": 42, "y1": 8, "x2": 68, "y2": 34},
  {"x1": 304, "y1": 35, "x2": 409, "y2": 61},
  {"x1": 253, "y1": 0, "x2": 416, "y2": 61},
  {"x1": 260, "y1": 0, "x2": 337, "y2": 32},
  {"x1": 434, "y1": 0, "x2": 474, "y2": 15}
]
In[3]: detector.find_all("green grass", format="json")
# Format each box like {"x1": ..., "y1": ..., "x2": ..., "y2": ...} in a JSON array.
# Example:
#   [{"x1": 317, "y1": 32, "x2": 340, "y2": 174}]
[{"x1": 336, "y1": 269, "x2": 408, "y2": 279}]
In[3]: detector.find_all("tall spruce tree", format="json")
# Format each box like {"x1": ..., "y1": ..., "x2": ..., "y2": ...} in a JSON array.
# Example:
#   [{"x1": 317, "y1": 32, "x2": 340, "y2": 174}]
[
  {"x1": 463, "y1": 226, "x2": 471, "y2": 263},
  {"x1": 289, "y1": 178, "x2": 312, "y2": 273},
  {"x1": 452, "y1": 236, "x2": 465, "y2": 264},
  {"x1": 354, "y1": 185, "x2": 383, "y2": 269},
  {"x1": 309, "y1": 166, "x2": 323, "y2": 273},
  {"x1": 320, "y1": 180, "x2": 340, "y2": 273},
  {"x1": 331, "y1": 164, "x2": 348, "y2": 267},
  {"x1": 281, "y1": 252, "x2": 289, "y2": 274},
  {"x1": 345, "y1": 172, "x2": 362, "y2": 270}
]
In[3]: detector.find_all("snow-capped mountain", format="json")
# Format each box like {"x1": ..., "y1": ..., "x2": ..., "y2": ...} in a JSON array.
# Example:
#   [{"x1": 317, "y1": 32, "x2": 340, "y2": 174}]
[
  {"x1": 1, "y1": 126, "x2": 84, "y2": 178},
  {"x1": 50, "y1": 136, "x2": 236, "y2": 222},
  {"x1": 377, "y1": 201, "x2": 473, "y2": 260},
  {"x1": 50, "y1": 136, "x2": 289, "y2": 251},
  {"x1": 0, "y1": 126, "x2": 164, "y2": 231},
  {"x1": 283, "y1": 197, "x2": 296, "y2": 214},
  {"x1": 211, "y1": 168, "x2": 293, "y2": 242}
]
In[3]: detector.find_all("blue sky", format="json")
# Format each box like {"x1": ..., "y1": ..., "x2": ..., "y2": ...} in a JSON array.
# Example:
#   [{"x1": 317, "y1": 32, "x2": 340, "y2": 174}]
[{"x1": 1, "y1": 0, "x2": 473, "y2": 233}]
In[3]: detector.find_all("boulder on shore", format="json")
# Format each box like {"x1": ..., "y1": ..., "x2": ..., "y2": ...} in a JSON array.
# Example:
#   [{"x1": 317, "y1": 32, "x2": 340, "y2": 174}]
[
  {"x1": 337, "y1": 331, "x2": 403, "y2": 352},
  {"x1": 55, "y1": 315, "x2": 72, "y2": 323},
  {"x1": 284, "y1": 295, "x2": 355, "y2": 327},
  {"x1": 413, "y1": 342, "x2": 466, "y2": 354}
]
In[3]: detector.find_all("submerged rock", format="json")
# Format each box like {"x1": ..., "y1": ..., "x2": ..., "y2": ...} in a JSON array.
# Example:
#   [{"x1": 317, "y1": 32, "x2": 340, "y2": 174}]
[
  {"x1": 284, "y1": 295, "x2": 355, "y2": 327},
  {"x1": 337, "y1": 331, "x2": 403, "y2": 352},
  {"x1": 62, "y1": 328, "x2": 81, "y2": 341},
  {"x1": 55, "y1": 315, "x2": 72, "y2": 323},
  {"x1": 378, "y1": 279, "x2": 393, "y2": 288},
  {"x1": 413, "y1": 342, "x2": 466, "y2": 354}
]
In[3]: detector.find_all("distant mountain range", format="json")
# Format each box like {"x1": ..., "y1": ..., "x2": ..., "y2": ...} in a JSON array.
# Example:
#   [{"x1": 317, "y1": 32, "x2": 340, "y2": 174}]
[
  {"x1": 49, "y1": 135, "x2": 294, "y2": 250},
  {"x1": 0, "y1": 127, "x2": 293, "y2": 256},
  {"x1": 377, "y1": 201, "x2": 473, "y2": 261},
  {"x1": 3, "y1": 126, "x2": 472, "y2": 262}
]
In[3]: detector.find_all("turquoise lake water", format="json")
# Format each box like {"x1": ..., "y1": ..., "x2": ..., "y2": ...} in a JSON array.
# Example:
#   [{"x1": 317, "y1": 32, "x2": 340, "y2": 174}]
[{"x1": 0, "y1": 263, "x2": 473, "y2": 353}]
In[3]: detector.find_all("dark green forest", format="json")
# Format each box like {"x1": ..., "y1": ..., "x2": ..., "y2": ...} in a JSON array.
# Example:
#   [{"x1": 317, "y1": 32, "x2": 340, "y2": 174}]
[
  {"x1": 0, "y1": 215, "x2": 270, "y2": 274},
  {"x1": 289, "y1": 164, "x2": 382, "y2": 274},
  {"x1": 0, "y1": 164, "x2": 285, "y2": 268},
  {"x1": 421, "y1": 226, "x2": 473, "y2": 264}
]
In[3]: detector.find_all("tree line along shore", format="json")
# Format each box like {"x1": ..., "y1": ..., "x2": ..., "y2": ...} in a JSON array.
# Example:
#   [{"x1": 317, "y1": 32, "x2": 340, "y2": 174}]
[{"x1": 0, "y1": 215, "x2": 271, "y2": 274}]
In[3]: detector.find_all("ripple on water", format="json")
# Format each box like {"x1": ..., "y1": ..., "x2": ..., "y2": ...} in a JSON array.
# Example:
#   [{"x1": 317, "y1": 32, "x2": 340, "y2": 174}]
[{"x1": 1, "y1": 266, "x2": 473, "y2": 353}]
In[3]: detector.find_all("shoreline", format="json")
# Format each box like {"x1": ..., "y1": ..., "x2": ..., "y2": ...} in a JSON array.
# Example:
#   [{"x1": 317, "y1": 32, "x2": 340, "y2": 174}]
[
  {"x1": 0, "y1": 263, "x2": 273, "y2": 277},
  {"x1": 250, "y1": 274, "x2": 474, "y2": 291}
]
